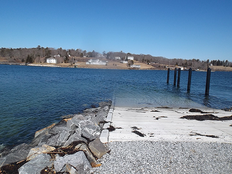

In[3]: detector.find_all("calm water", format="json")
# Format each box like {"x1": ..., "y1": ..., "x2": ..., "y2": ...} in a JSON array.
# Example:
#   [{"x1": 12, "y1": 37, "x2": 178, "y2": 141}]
[{"x1": 0, "y1": 65, "x2": 232, "y2": 147}]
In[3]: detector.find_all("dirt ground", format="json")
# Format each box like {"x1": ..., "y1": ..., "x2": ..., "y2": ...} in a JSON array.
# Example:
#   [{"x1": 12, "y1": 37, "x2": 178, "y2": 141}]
[
  {"x1": 210, "y1": 66, "x2": 232, "y2": 72},
  {"x1": 57, "y1": 60, "x2": 155, "y2": 70}
]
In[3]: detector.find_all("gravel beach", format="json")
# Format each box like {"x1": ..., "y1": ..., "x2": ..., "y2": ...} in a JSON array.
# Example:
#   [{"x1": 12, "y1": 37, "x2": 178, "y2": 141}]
[{"x1": 91, "y1": 141, "x2": 232, "y2": 174}]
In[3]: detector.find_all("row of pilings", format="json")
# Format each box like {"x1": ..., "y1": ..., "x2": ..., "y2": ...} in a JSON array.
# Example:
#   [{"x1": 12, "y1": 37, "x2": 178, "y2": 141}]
[{"x1": 167, "y1": 68, "x2": 211, "y2": 96}]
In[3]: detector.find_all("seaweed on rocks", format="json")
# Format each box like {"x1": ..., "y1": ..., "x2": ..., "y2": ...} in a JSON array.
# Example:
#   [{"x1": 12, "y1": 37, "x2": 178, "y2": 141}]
[
  {"x1": 156, "y1": 106, "x2": 172, "y2": 109},
  {"x1": 132, "y1": 130, "x2": 146, "y2": 137},
  {"x1": 107, "y1": 125, "x2": 122, "y2": 132},
  {"x1": 131, "y1": 126, "x2": 141, "y2": 130},
  {"x1": 180, "y1": 114, "x2": 232, "y2": 121},
  {"x1": 107, "y1": 125, "x2": 115, "y2": 132},
  {"x1": 189, "y1": 108, "x2": 214, "y2": 113},
  {"x1": 189, "y1": 132, "x2": 219, "y2": 138},
  {"x1": 151, "y1": 110, "x2": 160, "y2": 112},
  {"x1": 99, "y1": 120, "x2": 109, "y2": 124},
  {"x1": 0, "y1": 160, "x2": 27, "y2": 174},
  {"x1": 154, "y1": 116, "x2": 168, "y2": 120}
]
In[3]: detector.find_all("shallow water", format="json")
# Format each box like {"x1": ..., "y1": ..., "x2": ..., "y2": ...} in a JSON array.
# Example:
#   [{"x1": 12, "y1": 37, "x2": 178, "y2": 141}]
[{"x1": 0, "y1": 65, "x2": 231, "y2": 147}]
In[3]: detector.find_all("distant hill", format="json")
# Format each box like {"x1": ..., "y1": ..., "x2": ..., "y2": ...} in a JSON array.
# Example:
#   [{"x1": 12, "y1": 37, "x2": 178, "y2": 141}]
[{"x1": 0, "y1": 46, "x2": 231, "y2": 71}]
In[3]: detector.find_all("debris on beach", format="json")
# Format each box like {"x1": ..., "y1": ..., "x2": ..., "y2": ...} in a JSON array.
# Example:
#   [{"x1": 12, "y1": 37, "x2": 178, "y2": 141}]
[
  {"x1": 156, "y1": 106, "x2": 172, "y2": 109},
  {"x1": 0, "y1": 101, "x2": 112, "y2": 174},
  {"x1": 151, "y1": 109, "x2": 160, "y2": 112},
  {"x1": 180, "y1": 114, "x2": 232, "y2": 121},
  {"x1": 153, "y1": 116, "x2": 168, "y2": 120},
  {"x1": 189, "y1": 132, "x2": 219, "y2": 138},
  {"x1": 132, "y1": 130, "x2": 146, "y2": 137},
  {"x1": 189, "y1": 108, "x2": 204, "y2": 113},
  {"x1": 189, "y1": 108, "x2": 215, "y2": 114},
  {"x1": 131, "y1": 126, "x2": 141, "y2": 130},
  {"x1": 107, "y1": 125, "x2": 117, "y2": 132}
]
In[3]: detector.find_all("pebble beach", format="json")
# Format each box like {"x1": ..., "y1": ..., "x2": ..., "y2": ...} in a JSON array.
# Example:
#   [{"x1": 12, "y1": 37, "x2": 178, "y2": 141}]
[{"x1": 91, "y1": 141, "x2": 232, "y2": 174}]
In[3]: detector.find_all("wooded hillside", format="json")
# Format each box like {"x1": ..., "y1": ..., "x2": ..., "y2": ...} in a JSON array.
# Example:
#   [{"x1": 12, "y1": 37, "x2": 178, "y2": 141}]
[{"x1": 0, "y1": 46, "x2": 231, "y2": 70}]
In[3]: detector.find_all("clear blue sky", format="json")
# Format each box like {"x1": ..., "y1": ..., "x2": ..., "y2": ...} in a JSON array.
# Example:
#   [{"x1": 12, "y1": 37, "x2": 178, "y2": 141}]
[{"x1": 1, "y1": 0, "x2": 232, "y2": 61}]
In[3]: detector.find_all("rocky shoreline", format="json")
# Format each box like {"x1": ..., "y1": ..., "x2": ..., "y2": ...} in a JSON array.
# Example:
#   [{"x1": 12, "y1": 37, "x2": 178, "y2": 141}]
[{"x1": 0, "y1": 101, "x2": 113, "y2": 174}]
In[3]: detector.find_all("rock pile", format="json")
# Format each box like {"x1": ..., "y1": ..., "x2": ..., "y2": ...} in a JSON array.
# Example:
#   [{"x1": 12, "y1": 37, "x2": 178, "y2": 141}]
[{"x1": 0, "y1": 101, "x2": 112, "y2": 174}]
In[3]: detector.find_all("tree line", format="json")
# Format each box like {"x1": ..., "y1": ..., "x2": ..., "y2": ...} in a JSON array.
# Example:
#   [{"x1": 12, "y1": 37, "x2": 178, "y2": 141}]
[{"x1": 0, "y1": 46, "x2": 231, "y2": 69}]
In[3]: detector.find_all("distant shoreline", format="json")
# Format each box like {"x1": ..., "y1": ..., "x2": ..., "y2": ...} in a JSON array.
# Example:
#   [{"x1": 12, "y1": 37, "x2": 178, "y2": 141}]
[{"x1": 1, "y1": 62, "x2": 232, "y2": 71}]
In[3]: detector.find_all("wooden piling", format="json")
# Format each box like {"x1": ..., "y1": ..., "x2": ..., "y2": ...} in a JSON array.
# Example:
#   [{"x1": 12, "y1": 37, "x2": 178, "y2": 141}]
[
  {"x1": 187, "y1": 68, "x2": 192, "y2": 92},
  {"x1": 167, "y1": 68, "x2": 170, "y2": 84},
  {"x1": 205, "y1": 68, "x2": 211, "y2": 96},
  {"x1": 177, "y1": 68, "x2": 181, "y2": 87},
  {"x1": 174, "y1": 68, "x2": 177, "y2": 86}
]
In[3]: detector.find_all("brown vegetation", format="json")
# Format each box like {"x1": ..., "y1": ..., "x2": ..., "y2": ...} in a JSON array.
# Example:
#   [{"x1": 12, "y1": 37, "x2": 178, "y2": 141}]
[{"x1": 1, "y1": 46, "x2": 232, "y2": 71}]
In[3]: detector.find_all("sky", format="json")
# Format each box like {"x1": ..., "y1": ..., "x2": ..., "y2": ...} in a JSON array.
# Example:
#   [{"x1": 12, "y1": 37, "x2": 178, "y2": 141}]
[{"x1": 1, "y1": 0, "x2": 232, "y2": 61}]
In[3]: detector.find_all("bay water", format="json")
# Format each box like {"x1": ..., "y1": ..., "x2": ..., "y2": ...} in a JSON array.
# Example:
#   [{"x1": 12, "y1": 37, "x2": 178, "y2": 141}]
[{"x1": 0, "y1": 65, "x2": 232, "y2": 147}]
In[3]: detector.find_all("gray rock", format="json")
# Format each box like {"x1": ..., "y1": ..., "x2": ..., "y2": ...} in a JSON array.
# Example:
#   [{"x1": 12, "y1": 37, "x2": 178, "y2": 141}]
[
  {"x1": 45, "y1": 134, "x2": 59, "y2": 147},
  {"x1": 78, "y1": 143, "x2": 101, "y2": 168},
  {"x1": 81, "y1": 124, "x2": 101, "y2": 141},
  {"x1": 82, "y1": 112, "x2": 95, "y2": 119},
  {"x1": 69, "y1": 114, "x2": 85, "y2": 128},
  {"x1": 18, "y1": 154, "x2": 52, "y2": 174},
  {"x1": 63, "y1": 133, "x2": 88, "y2": 146},
  {"x1": 89, "y1": 138, "x2": 110, "y2": 159},
  {"x1": 54, "y1": 151, "x2": 91, "y2": 173},
  {"x1": 66, "y1": 163, "x2": 78, "y2": 174},
  {"x1": 47, "y1": 129, "x2": 71, "y2": 147},
  {"x1": 102, "y1": 105, "x2": 109, "y2": 111},
  {"x1": 91, "y1": 109, "x2": 108, "y2": 125},
  {"x1": 67, "y1": 119, "x2": 78, "y2": 130},
  {"x1": 34, "y1": 123, "x2": 56, "y2": 138},
  {"x1": 31, "y1": 132, "x2": 52, "y2": 147},
  {"x1": 84, "y1": 107, "x2": 100, "y2": 113},
  {"x1": 49, "y1": 125, "x2": 70, "y2": 135},
  {"x1": 27, "y1": 144, "x2": 55, "y2": 161},
  {"x1": 99, "y1": 101, "x2": 112, "y2": 108},
  {"x1": 0, "y1": 143, "x2": 31, "y2": 166},
  {"x1": 79, "y1": 120, "x2": 94, "y2": 128}
]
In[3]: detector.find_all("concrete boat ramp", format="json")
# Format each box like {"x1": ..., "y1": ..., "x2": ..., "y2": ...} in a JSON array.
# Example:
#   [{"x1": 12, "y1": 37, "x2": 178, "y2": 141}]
[{"x1": 101, "y1": 107, "x2": 232, "y2": 143}]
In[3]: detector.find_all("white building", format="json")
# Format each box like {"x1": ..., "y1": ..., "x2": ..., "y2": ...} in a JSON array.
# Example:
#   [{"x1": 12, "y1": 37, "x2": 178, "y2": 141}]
[
  {"x1": 46, "y1": 58, "x2": 57, "y2": 64},
  {"x1": 54, "y1": 54, "x2": 60, "y2": 58},
  {"x1": 128, "y1": 56, "x2": 134, "y2": 60},
  {"x1": 130, "y1": 65, "x2": 140, "y2": 69},
  {"x1": 86, "y1": 59, "x2": 107, "y2": 65},
  {"x1": 115, "y1": 57, "x2": 121, "y2": 60},
  {"x1": 121, "y1": 61, "x2": 128, "y2": 64}
]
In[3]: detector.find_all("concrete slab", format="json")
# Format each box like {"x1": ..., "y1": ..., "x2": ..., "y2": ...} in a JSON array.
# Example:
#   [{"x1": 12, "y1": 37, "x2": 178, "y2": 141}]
[
  {"x1": 100, "y1": 130, "x2": 109, "y2": 143},
  {"x1": 103, "y1": 123, "x2": 110, "y2": 129},
  {"x1": 109, "y1": 107, "x2": 232, "y2": 143},
  {"x1": 105, "y1": 112, "x2": 113, "y2": 122}
]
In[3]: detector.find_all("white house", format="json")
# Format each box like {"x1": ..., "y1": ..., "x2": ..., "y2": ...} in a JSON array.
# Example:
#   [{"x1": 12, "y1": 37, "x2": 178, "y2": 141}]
[
  {"x1": 54, "y1": 54, "x2": 60, "y2": 58},
  {"x1": 128, "y1": 56, "x2": 134, "y2": 60},
  {"x1": 46, "y1": 58, "x2": 57, "y2": 64},
  {"x1": 115, "y1": 57, "x2": 121, "y2": 60},
  {"x1": 86, "y1": 59, "x2": 107, "y2": 65},
  {"x1": 121, "y1": 61, "x2": 128, "y2": 64},
  {"x1": 130, "y1": 64, "x2": 140, "y2": 69}
]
